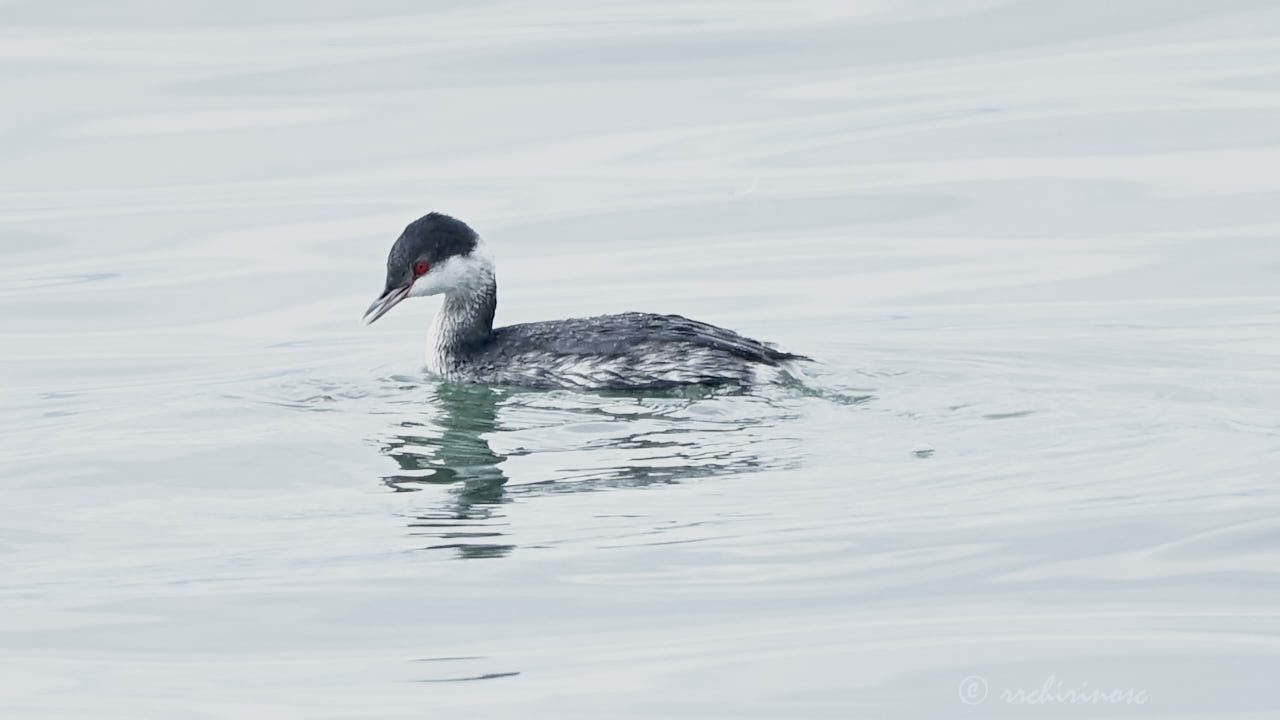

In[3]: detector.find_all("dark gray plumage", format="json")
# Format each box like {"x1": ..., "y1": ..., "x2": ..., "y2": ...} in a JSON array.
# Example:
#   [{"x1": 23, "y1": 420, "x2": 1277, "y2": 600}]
[
  {"x1": 472, "y1": 312, "x2": 807, "y2": 389},
  {"x1": 364, "y1": 212, "x2": 810, "y2": 391}
]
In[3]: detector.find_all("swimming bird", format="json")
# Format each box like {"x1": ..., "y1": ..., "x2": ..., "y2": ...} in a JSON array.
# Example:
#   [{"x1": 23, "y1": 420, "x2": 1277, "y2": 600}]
[{"x1": 363, "y1": 213, "x2": 809, "y2": 390}]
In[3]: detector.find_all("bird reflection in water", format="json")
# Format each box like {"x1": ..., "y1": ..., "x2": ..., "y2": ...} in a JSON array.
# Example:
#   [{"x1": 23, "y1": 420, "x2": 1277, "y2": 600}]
[
  {"x1": 381, "y1": 382, "x2": 514, "y2": 559},
  {"x1": 378, "y1": 382, "x2": 796, "y2": 559}
]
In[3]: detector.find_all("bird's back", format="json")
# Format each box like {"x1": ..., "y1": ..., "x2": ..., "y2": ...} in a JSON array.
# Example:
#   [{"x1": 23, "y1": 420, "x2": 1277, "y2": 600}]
[{"x1": 457, "y1": 312, "x2": 806, "y2": 390}]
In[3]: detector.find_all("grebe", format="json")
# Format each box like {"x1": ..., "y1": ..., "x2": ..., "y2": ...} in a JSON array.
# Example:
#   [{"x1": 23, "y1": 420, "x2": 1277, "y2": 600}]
[{"x1": 363, "y1": 213, "x2": 809, "y2": 390}]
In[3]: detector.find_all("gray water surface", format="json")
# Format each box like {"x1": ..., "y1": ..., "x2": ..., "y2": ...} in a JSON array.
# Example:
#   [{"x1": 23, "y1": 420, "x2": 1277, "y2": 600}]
[{"x1": 3, "y1": 1, "x2": 1280, "y2": 717}]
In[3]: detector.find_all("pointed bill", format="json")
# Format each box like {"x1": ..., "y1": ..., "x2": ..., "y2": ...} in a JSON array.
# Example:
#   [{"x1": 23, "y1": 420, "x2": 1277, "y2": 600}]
[{"x1": 363, "y1": 284, "x2": 411, "y2": 325}]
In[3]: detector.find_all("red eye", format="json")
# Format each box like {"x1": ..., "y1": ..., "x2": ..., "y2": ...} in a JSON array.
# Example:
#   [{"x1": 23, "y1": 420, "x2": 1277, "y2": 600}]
[{"x1": 413, "y1": 261, "x2": 429, "y2": 276}]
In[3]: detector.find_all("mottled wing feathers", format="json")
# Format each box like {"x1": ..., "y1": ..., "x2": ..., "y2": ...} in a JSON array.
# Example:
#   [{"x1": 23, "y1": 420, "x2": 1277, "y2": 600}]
[
  {"x1": 626, "y1": 313, "x2": 809, "y2": 365},
  {"x1": 468, "y1": 313, "x2": 807, "y2": 390}
]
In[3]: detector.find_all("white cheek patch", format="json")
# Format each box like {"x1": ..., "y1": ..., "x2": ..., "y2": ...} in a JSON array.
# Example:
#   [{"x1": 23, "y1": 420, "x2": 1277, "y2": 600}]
[
  {"x1": 407, "y1": 241, "x2": 494, "y2": 298},
  {"x1": 407, "y1": 257, "x2": 459, "y2": 297},
  {"x1": 404, "y1": 254, "x2": 476, "y2": 297}
]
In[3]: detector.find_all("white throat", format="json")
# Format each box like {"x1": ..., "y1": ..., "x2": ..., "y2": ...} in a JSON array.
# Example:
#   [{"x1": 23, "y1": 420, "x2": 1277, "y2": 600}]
[{"x1": 422, "y1": 239, "x2": 497, "y2": 376}]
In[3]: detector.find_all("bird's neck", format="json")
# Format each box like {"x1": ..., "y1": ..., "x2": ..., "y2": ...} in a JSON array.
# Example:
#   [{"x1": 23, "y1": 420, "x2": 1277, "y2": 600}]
[{"x1": 427, "y1": 255, "x2": 497, "y2": 374}]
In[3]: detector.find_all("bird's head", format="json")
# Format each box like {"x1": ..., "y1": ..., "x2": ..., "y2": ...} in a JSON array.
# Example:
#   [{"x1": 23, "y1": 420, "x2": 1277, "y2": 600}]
[{"x1": 362, "y1": 212, "x2": 489, "y2": 324}]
